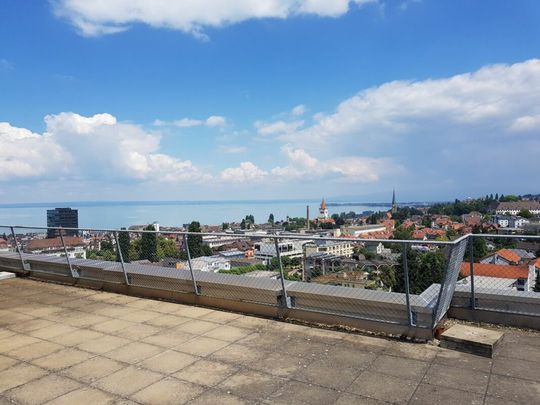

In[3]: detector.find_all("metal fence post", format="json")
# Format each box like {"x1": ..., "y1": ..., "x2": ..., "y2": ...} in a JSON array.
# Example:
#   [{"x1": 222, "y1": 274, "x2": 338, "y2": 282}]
[
  {"x1": 114, "y1": 231, "x2": 130, "y2": 286},
  {"x1": 402, "y1": 242, "x2": 414, "y2": 326},
  {"x1": 469, "y1": 235, "x2": 476, "y2": 310},
  {"x1": 183, "y1": 234, "x2": 200, "y2": 295},
  {"x1": 59, "y1": 227, "x2": 78, "y2": 279},
  {"x1": 10, "y1": 226, "x2": 27, "y2": 272},
  {"x1": 274, "y1": 237, "x2": 291, "y2": 308}
]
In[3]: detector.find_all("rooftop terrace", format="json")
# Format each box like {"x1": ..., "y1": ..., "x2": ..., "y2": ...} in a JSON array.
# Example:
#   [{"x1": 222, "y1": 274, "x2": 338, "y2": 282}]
[{"x1": 1, "y1": 277, "x2": 539, "y2": 404}]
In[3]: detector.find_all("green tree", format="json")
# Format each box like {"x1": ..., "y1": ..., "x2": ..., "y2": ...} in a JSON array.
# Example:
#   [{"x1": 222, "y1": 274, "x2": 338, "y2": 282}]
[
  {"x1": 464, "y1": 237, "x2": 488, "y2": 261},
  {"x1": 116, "y1": 229, "x2": 131, "y2": 263},
  {"x1": 184, "y1": 221, "x2": 212, "y2": 258},
  {"x1": 222, "y1": 222, "x2": 229, "y2": 231},
  {"x1": 240, "y1": 219, "x2": 246, "y2": 229},
  {"x1": 500, "y1": 194, "x2": 519, "y2": 202},
  {"x1": 140, "y1": 224, "x2": 158, "y2": 262},
  {"x1": 268, "y1": 213, "x2": 275, "y2": 225},
  {"x1": 395, "y1": 249, "x2": 447, "y2": 294},
  {"x1": 518, "y1": 209, "x2": 534, "y2": 219},
  {"x1": 157, "y1": 237, "x2": 178, "y2": 259}
]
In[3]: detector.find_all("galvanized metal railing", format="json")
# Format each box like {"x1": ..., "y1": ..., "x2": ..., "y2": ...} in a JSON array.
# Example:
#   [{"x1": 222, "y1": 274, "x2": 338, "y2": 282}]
[{"x1": 1, "y1": 224, "x2": 539, "y2": 336}]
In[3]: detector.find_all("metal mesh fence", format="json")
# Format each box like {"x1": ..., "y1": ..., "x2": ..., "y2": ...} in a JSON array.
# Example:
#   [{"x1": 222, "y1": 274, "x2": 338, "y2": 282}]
[
  {"x1": 454, "y1": 234, "x2": 540, "y2": 316},
  {"x1": 1, "y1": 224, "x2": 538, "y2": 334}
]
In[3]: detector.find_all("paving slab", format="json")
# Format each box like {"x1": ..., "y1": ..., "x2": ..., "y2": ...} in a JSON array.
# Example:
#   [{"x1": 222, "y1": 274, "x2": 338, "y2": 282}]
[
  {"x1": 440, "y1": 324, "x2": 504, "y2": 358},
  {"x1": 0, "y1": 278, "x2": 539, "y2": 405}
]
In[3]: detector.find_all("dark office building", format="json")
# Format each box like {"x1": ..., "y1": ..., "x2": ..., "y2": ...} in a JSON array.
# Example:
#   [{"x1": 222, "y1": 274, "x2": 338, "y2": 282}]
[{"x1": 46, "y1": 208, "x2": 79, "y2": 238}]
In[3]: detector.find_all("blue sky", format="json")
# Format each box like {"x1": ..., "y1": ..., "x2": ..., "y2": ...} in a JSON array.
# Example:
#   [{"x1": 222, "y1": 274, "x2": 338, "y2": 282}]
[{"x1": 1, "y1": 0, "x2": 539, "y2": 203}]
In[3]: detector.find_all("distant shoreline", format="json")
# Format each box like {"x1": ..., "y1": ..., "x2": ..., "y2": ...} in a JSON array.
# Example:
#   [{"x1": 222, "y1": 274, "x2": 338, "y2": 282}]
[{"x1": 0, "y1": 199, "x2": 440, "y2": 209}]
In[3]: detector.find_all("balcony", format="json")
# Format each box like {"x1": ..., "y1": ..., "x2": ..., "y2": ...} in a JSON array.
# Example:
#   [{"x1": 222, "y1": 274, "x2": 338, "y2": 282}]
[{"x1": 1, "y1": 276, "x2": 540, "y2": 404}]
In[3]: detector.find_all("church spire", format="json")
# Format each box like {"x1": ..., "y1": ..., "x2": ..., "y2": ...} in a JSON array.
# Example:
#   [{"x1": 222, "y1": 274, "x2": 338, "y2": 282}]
[{"x1": 391, "y1": 189, "x2": 397, "y2": 214}]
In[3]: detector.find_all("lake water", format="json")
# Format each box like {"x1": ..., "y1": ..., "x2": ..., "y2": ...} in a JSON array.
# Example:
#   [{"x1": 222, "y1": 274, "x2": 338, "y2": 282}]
[{"x1": 0, "y1": 200, "x2": 391, "y2": 230}]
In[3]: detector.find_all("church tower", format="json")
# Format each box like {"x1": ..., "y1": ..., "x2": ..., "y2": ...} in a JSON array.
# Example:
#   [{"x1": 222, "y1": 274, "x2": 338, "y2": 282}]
[
  {"x1": 391, "y1": 189, "x2": 398, "y2": 214},
  {"x1": 319, "y1": 198, "x2": 329, "y2": 220}
]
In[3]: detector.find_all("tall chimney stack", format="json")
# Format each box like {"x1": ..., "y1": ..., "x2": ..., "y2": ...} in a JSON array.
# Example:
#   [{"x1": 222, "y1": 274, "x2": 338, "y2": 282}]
[{"x1": 306, "y1": 205, "x2": 310, "y2": 230}]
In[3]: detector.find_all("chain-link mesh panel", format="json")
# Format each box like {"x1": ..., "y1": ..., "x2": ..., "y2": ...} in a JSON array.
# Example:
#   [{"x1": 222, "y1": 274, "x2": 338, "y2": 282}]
[
  {"x1": 454, "y1": 235, "x2": 540, "y2": 317},
  {"x1": 432, "y1": 237, "x2": 468, "y2": 325}
]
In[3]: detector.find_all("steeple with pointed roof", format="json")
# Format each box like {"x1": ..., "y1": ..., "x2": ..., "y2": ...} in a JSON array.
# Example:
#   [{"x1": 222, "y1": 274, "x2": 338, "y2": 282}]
[
  {"x1": 391, "y1": 189, "x2": 397, "y2": 214},
  {"x1": 319, "y1": 197, "x2": 329, "y2": 219}
]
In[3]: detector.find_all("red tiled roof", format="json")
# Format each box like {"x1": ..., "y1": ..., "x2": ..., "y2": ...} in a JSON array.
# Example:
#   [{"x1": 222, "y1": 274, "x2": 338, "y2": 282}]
[
  {"x1": 496, "y1": 249, "x2": 521, "y2": 264},
  {"x1": 460, "y1": 262, "x2": 529, "y2": 279},
  {"x1": 534, "y1": 258, "x2": 540, "y2": 269},
  {"x1": 26, "y1": 237, "x2": 85, "y2": 251}
]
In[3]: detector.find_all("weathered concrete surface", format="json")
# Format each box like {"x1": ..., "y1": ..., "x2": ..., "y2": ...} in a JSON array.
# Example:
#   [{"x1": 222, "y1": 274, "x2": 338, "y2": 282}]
[
  {"x1": 0, "y1": 278, "x2": 539, "y2": 404},
  {"x1": 440, "y1": 324, "x2": 504, "y2": 358}
]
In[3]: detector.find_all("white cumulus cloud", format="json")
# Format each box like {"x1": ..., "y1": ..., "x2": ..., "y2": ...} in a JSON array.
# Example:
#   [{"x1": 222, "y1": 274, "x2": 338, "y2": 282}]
[
  {"x1": 52, "y1": 0, "x2": 376, "y2": 37},
  {"x1": 255, "y1": 119, "x2": 304, "y2": 136},
  {"x1": 283, "y1": 59, "x2": 540, "y2": 148},
  {"x1": 0, "y1": 112, "x2": 207, "y2": 183},
  {"x1": 220, "y1": 161, "x2": 268, "y2": 183}
]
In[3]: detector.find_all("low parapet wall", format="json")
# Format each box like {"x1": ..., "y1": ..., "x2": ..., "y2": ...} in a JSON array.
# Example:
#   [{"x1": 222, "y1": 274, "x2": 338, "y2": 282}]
[
  {"x1": 450, "y1": 285, "x2": 540, "y2": 329},
  {"x1": 0, "y1": 252, "x2": 444, "y2": 339}
]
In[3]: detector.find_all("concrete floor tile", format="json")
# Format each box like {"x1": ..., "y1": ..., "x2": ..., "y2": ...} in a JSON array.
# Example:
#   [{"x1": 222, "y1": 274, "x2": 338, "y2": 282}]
[
  {"x1": 217, "y1": 370, "x2": 284, "y2": 401},
  {"x1": 175, "y1": 319, "x2": 221, "y2": 335},
  {"x1": 174, "y1": 306, "x2": 215, "y2": 318},
  {"x1": 0, "y1": 334, "x2": 41, "y2": 352},
  {"x1": 188, "y1": 389, "x2": 255, "y2": 405},
  {"x1": 333, "y1": 393, "x2": 387, "y2": 405},
  {"x1": 487, "y1": 374, "x2": 540, "y2": 403},
  {"x1": 77, "y1": 334, "x2": 131, "y2": 354},
  {"x1": 90, "y1": 319, "x2": 135, "y2": 334},
  {"x1": 112, "y1": 323, "x2": 162, "y2": 340},
  {"x1": 7, "y1": 340, "x2": 63, "y2": 361},
  {"x1": 139, "y1": 350, "x2": 199, "y2": 374},
  {"x1": 44, "y1": 387, "x2": 115, "y2": 405},
  {"x1": 369, "y1": 354, "x2": 429, "y2": 381},
  {"x1": 422, "y1": 363, "x2": 490, "y2": 394},
  {"x1": 492, "y1": 356, "x2": 540, "y2": 382},
  {"x1": 0, "y1": 355, "x2": 18, "y2": 372},
  {"x1": 0, "y1": 363, "x2": 47, "y2": 394},
  {"x1": 268, "y1": 380, "x2": 340, "y2": 405},
  {"x1": 145, "y1": 314, "x2": 192, "y2": 328},
  {"x1": 349, "y1": 370, "x2": 419, "y2": 404},
  {"x1": 200, "y1": 310, "x2": 242, "y2": 324},
  {"x1": 383, "y1": 341, "x2": 439, "y2": 362},
  {"x1": 93, "y1": 365, "x2": 164, "y2": 397},
  {"x1": 28, "y1": 323, "x2": 79, "y2": 340},
  {"x1": 63, "y1": 356, "x2": 125, "y2": 384},
  {"x1": 6, "y1": 318, "x2": 56, "y2": 334},
  {"x1": 104, "y1": 342, "x2": 163, "y2": 364},
  {"x1": 410, "y1": 383, "x2": 484, "y2": 404},
  {"x1": 53, "y1": 329, "x2": 105, "y2": 347},
  {"x1": 141, "y1": 330, "x2": 195, "y2": 348},
  {"x1": 294, "y1": 358, "x2": 362, "y2": 390},
  {"x1": 203, "y1": 325, "x2": 252, "y2": 342},
  {"x1": 131, "y1": 376, "x2": 204, "y2": 405},
  {"x1": 118, "y1": 309, "x2": 162, "y2": 323},
  {"x1": 6, "y1": 374, "x2": 81, "y2": 405},
  {"x1": 174, "y1": 359, "x2": 238, "y2": 386},
  {"x1": 176, "y1": 336, "x2": 230, "y2": 357},
  {"x1": 32, "y1": 348, "x2": 93, "y2": 371},
  {"x1": 209, "y1": 343, "x2": 266, "y2": 365},
  {"x1": 434, "y1": 348, "x2": 493, "y2": 372},
  {"x1": 251, "y1": 350, "x2": 311, "y2": 378}
]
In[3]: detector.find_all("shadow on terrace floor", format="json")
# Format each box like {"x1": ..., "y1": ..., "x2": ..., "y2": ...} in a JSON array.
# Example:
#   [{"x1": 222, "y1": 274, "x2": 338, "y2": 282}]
[{"x1": 0, "y1": 278, "x2": 539, "y2": 405}]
